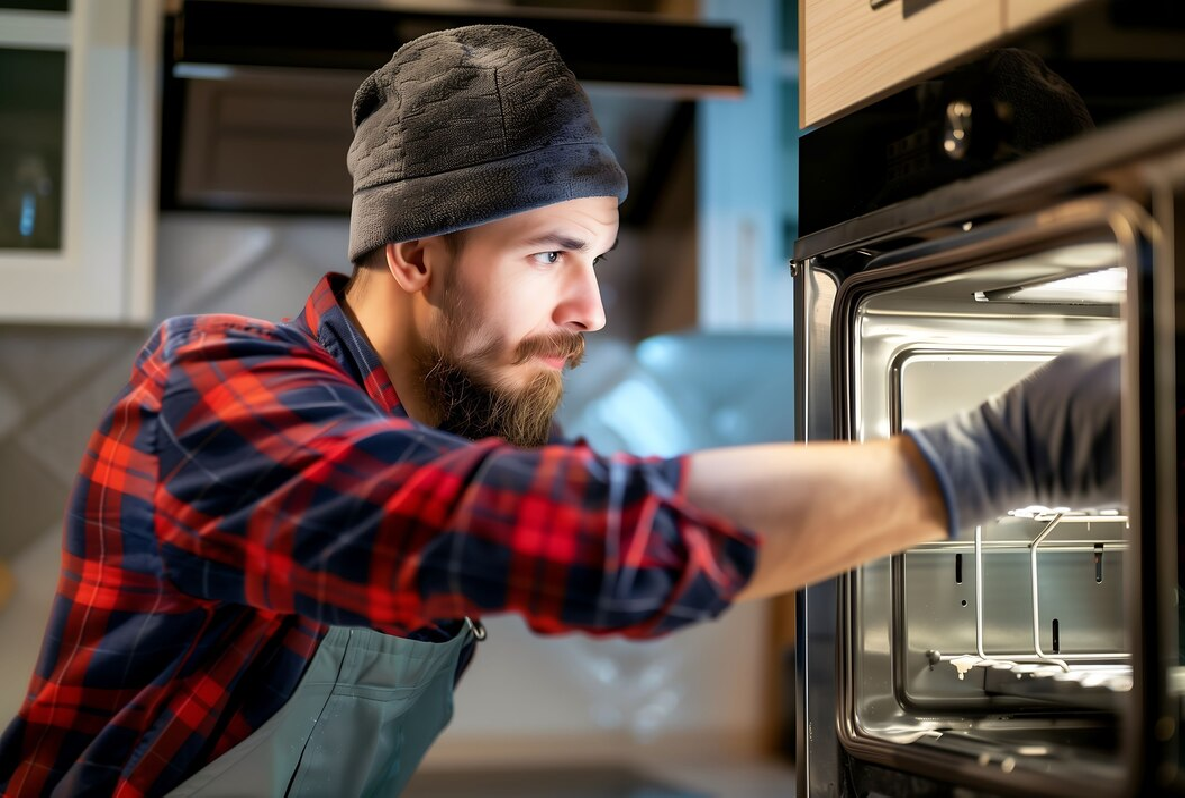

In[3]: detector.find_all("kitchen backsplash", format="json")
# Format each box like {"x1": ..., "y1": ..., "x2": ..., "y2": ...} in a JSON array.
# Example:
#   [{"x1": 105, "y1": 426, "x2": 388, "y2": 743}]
[{"x1": 0, "y1": 214, "x2": 768, "y2": 761}]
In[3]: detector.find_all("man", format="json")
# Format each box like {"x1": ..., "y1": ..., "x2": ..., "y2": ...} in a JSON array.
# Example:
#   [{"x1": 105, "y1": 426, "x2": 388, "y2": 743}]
[{"x1": 0, "y1": 25, "x2": 1120, "y2": 797}]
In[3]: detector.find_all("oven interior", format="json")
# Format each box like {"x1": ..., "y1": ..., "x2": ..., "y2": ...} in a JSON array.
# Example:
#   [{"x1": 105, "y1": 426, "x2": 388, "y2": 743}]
[{"x1": 841, "y1": 231, "x2": 1138, "y2": 787}]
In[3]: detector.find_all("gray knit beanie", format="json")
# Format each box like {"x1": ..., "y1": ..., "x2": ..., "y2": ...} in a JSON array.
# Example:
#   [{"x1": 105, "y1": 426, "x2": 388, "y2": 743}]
[{"x1": 346, "y1": 24, "x2": 629, "y2": 263}]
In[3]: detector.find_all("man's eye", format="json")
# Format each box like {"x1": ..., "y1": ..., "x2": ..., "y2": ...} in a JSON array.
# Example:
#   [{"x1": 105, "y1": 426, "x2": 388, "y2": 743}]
[{"x1": 532, "y1": 252, "x2": 561, "y2": 265}]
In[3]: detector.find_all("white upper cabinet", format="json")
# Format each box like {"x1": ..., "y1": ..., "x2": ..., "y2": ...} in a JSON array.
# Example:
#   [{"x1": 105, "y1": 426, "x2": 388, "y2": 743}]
[{"x1": 0, "y1": 0, "x2": 158, "y2": 323}]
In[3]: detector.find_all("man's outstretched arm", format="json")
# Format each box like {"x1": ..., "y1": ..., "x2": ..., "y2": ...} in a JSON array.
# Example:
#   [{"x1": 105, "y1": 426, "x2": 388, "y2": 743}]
[
  {"x1": 694, "y1": 328, "x2": 1123, "y2": 602},
  {"x1": 690, "y1": 437, "x2": 946, "y2": 601}
]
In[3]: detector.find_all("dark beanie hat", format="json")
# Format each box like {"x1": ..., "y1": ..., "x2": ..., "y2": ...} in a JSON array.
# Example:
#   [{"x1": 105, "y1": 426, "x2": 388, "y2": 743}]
[{"x1": 346, "y1": 24, "x2": 629, "y2": 263}]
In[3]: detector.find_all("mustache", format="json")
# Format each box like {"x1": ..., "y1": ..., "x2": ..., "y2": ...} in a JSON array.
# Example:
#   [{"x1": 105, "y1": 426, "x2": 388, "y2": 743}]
[{"x1": 513, "y1": 332, "x2": 585, "y2": 368}]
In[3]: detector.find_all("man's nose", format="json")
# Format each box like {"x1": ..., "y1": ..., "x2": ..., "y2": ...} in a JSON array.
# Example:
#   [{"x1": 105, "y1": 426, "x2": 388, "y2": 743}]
[{"x1": 554, "y1": 261, "x2": 607, "y2": 332}]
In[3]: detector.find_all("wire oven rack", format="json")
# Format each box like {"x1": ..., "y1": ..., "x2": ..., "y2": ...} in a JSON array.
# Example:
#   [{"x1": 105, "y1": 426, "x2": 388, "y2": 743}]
[{"x1": 927, "y1": 512, "x2": 1133, "y2": 708}]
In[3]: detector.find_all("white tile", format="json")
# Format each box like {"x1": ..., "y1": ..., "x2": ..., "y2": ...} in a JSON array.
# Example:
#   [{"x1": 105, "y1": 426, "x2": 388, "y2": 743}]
[
  {"x1": 276, "y1": 218, "x2": 351, "y2": 275},
  {"x1": 203, "y1": 246, "x2": 332, "y2": 322},
  {"x1": 0, "y1": 327, "x2": 148, "y2": 409},
  {"x1": 0, "y1": 438, "x2": 70, "y2": 558},
  {"x1": 156, "y1": 216, "x2": 278, "y2": 318},
  {"x1": 16, "y1": 347, "x2": 143, "y2": 485},
  {"x1": 157, "y1": 216, "x2": 347, "y2": 321}
]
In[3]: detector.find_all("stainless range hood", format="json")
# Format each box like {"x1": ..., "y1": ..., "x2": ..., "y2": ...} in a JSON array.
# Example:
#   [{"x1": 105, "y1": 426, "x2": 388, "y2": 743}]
[{"x1": 159, "y1": 0, "x2": 742, "y2": 217}]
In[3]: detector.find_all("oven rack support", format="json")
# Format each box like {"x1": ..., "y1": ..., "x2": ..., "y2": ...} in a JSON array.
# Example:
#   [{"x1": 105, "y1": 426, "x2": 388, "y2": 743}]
[{"x1": 929, "y1": 512, "x2": 1131, "y2": 685}]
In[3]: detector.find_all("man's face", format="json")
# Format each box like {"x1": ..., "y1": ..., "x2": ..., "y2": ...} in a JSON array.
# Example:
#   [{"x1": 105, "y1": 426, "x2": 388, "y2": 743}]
[{"x1": 417, "y1": 196, "x2": 618, "y2": 446}]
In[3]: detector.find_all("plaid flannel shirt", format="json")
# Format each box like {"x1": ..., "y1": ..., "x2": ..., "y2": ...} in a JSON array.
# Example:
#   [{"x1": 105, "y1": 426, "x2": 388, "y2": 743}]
[{"x1": 0, "y1": 273, "x2": 758, "y2": 797}]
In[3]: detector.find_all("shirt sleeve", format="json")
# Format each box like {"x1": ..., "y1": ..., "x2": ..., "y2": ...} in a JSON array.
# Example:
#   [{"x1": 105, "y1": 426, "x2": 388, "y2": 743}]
[{"x1": 150, "y1": 316, "x2": 760, "y2": 638}]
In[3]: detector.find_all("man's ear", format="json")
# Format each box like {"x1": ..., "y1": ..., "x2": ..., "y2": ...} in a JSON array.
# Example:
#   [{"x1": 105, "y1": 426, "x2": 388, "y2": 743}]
[{"x1": 384, "y1": 240, "x2": 430, "y2": 293}]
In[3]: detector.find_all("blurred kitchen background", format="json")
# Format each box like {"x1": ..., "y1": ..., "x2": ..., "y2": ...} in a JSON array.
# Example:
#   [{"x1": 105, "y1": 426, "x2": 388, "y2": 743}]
[{"x1": 0, "y1": 0, "x2": 801, "y2": 793}]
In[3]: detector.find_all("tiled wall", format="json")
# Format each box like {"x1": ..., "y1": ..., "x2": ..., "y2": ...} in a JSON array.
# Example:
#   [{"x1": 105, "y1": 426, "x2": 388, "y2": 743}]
[{"x1": 0, "y1": 214, "x2": 769, "y2": 760}]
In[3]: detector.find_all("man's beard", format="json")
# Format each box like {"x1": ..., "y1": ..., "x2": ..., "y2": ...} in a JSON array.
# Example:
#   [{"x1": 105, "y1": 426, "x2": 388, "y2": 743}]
[{"x1": 417, "y1": 320, "x2": 585, "y2": 448}]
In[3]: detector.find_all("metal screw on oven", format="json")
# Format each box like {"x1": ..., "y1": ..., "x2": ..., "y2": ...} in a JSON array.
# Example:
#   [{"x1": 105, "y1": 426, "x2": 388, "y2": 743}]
[{"x1": 944, "y1": 100, "x2": 973, "y2": 161}]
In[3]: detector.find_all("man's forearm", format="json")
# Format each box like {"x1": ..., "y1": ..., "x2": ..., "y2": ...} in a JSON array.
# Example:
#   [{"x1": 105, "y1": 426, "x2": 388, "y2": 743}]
[{"x1": 685, "y1": 437, "x2": 948, "y2": 601}]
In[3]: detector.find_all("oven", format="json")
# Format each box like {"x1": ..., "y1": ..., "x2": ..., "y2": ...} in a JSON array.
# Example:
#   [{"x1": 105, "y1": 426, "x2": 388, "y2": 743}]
[{"x1": 792, "y1": 70, "x2": 1185, "y2": 798}]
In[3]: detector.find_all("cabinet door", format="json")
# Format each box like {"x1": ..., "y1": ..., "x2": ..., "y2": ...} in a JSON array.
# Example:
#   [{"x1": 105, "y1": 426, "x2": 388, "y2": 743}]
[
  {"x1": 800, "y1": 0, "x2": 1004, "y2": 128},
  {"x1": 0, "y1": 0, "x2": 156, "y2": 323}
]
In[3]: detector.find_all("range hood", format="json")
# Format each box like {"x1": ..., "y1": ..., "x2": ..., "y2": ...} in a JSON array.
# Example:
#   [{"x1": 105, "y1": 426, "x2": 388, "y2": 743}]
[{"x1": 159, "y1": 0, "x2": 743, "y2": 217}]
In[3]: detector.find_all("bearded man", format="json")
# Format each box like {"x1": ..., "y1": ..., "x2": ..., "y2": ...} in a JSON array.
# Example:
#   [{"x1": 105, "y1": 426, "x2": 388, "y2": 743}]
[{"x1": 0, "y1": 25, "x2": 1122, "y2": 798}]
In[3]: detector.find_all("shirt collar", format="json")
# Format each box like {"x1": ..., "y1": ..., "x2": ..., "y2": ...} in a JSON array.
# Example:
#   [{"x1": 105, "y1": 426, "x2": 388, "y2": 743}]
[{"x1": 292, "y1": 272, "x2": 405, "y2": 415}]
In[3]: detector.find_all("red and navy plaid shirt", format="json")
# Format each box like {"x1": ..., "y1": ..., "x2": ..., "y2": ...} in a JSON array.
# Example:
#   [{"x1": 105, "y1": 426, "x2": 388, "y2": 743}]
[{"x1": 0, "y1": 274, "x2": 758, "y2": 797}]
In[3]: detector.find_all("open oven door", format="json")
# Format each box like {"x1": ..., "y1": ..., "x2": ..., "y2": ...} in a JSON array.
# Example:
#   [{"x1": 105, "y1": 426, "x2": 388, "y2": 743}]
[{"x1": 795, "y1": 159, "x2": 1185, "y2": 796}]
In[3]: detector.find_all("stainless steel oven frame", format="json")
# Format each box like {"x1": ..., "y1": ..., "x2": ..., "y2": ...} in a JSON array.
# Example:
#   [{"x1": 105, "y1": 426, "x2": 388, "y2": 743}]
[{"x1": 793, "y1": 100, "x2": 1185, "y2": 798}]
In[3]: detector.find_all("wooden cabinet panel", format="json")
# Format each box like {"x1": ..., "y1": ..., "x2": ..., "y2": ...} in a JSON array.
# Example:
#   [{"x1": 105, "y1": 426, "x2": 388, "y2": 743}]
[{"x1": 800, "y1": 0, "x2": 1004, "y2": 128}]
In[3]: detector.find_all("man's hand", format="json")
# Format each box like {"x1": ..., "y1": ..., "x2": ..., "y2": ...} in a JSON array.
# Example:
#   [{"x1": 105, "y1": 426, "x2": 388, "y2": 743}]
[{"x1": 904, "y1": 328, "x2": 1123, "y2": 537}]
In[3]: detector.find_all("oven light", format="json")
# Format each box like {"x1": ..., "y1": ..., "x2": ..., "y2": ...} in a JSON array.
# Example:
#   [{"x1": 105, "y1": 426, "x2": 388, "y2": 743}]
[
  {"x1": 974, "y1": 267, "x2": 1126, "y2": 305},
  {"x1": 1007, "y1": 505, "x2": 1125, "y2": 520},
  {"x1": 1009, "y1": 506, "x2": 1072, "y2": 518}
]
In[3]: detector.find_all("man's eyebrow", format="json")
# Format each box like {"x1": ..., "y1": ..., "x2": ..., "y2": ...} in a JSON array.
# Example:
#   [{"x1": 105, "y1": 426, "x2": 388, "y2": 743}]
[
  {"x1": 522, "y1": 234, "x2": 619, "y2": 254},
  {"x1": 522, "y1": 233, "x2": 589, "y2": 251}
]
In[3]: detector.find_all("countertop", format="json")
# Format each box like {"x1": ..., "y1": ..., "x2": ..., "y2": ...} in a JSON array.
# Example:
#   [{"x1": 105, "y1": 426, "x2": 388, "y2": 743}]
[{"x1": 403, "y1": 756, "x2": 797, "y2": 798}]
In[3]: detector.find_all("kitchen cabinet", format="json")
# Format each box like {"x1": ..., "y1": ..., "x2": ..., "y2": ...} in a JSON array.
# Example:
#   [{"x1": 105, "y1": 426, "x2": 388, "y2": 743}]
[
  {"x1": 798, "y1": 0, "x2": 1104, "y2": 128},
  {"x1": 0, "y1": 0, "x2": 158, "y2": 323},
  {"x1": 799, "y1": 0, "x2": 1004, "y2": 127}
]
